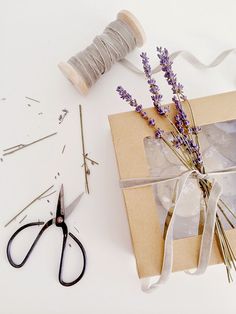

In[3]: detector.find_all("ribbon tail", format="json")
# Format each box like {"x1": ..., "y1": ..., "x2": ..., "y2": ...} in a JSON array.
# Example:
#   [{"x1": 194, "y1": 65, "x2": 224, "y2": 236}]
[
  {"x1": 120, "y1": 49, "x2": 236, "y2": 75},
  {"x1": 186, "y1": 179, "x2": 222, "y2": 275},
  {"x1": 141, "y1": 171, "x2": 194, "y2": 292}
]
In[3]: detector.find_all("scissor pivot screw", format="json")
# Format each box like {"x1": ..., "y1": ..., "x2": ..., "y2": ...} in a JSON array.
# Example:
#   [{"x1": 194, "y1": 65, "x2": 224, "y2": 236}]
[{"x1": 57, "y1": 217, "x2": 63, "y2": 224}]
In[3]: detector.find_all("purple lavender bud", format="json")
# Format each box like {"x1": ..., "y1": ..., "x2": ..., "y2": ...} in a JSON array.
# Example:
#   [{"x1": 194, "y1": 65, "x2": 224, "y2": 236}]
[
  {"x1": 141, "y1": 111, "x2": 148, "y2": 119},
  {"x1": 136, "y1": 105, "x2": 142, "y2": 113},
  {"x1": 155, "y1": 128, "x2": 164, "y2": 139},
  {"x1": 151, "y1": 94, "x2": 163, "y2": 102},
  {"x1": 191, "y1": 126, "x2": 202, "y2": 134},
  {"x1": 148, "y1": 118, "x2": 155, "y2": 126},
  {"x1": 116, "y1": 86, "x2": 123, "y2": 92},
  {"x1": 194, "y1": 152, "x2": 203, "y2": 165},
  {"x1": 150, "y1": 86, "x2": 160, "y2": 94},
  {"x1": 176, "y1": 142, "x2": 181, "y2": 149},
  {"x1": 178, "y1": 136, "x2": 184, "y2": 145},
  {"x1": 180, "y1": 111, "x2": 187, "y2": 120},
  {"x1": 184, "y1": 119, "x2": 190, "y2": 127},
  {"x1": 121, "y1": 91, "x2": 131, "y2": 101},
  {"x1": 148, "y1": 78, "x2": 157, "y2": 85},
  {"x1": 175, "y1": 114, "x2": 181, "y2": 121},
  {"x1": 197, "y1": 153, "x2": 203, "y2": 163},
  {"x1": 191, "y1": 143, "x2": 199, "y2": 151},
  {"x1": 178, "y1": 126, "x2": 184, "y2": 134},
  {"x1": 172, "y1": 136, "x2": 183, "y2": 149},
  {"x1": 177, "y1": 83, "x2": 184, "y2": 93},
  {"x1": 140, "y1": 52, "x2": 152, "y2": 78},
  {"x1": 154, "y1": 105, "x2": 167, "y2": 116},
  {"x1": 176, "y1": 122, "x2": 183, "y2": 129},
  {"x1": 172, "y1": 96, "x2": 182, "y2": 111},
  {"x1": 130, "y1": 99, "x2": 137, "y2": 107}
]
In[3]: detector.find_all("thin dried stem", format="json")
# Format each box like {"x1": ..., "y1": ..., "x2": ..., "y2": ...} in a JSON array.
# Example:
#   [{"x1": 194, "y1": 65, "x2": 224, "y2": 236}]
[
  {"x1": 79, "y1": 104, "x2": 90, "y2": 194},
  {"x1": 219, "y1": 199, "x2": 236, "y2": 221},
  {"x1": 5, "y1": 185, "x2": 54, "y2": 227},
  {"x1": 25, "y1": 96, "x2": 40, "y2": 103},
  {"x1": 3, "y1": 132, "x2": 57, "y2": 156},
  {"x1": 218, "y1": 204, "x2": 235, "y2": 229},
  {"x1": 161, "y1": 137, "x2": 192, "y2": 170}
]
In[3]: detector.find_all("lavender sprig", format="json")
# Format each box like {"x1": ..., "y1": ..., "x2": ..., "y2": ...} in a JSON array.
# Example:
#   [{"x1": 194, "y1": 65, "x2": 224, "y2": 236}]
[
  {"x1": 116, "y1": 86, "x2": 191, "y2": 167},
  {"x1": 157, "y1": 48, "x2": 202, "y2": 136},
  {"x1": 157, "y1": 47, "x2": 186, "y2": 99},
  {"x1": 156, "y1": 47, "x2": 190, "y2": 130},
  {"x1": 157, "y1": 47, "x2": 190, "y2": 129},
  {"x1": 140, "y1": 52, "x2": 169, "y2": 116},
  {"x1": 116, "y1": 86, "x2": 163, "y2": 139},
  {"x1": 172, "y1": 94, "x2": 203, "y2": 166},
  {"x1": 140, "y1": 51, "x2": 198, "y2": 162},
  {"x1": 157, "y1": 47, "x2": 203, "y2": 166},
  {"x1": 172, "y1": 95, "x2": 191, "y2": 133}
]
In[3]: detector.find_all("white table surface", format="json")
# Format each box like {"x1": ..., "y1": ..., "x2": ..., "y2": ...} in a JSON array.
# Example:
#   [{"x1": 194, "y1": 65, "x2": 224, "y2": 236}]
[{"x1": 1, "y1": 0, "x2": 236, "y2": 313}]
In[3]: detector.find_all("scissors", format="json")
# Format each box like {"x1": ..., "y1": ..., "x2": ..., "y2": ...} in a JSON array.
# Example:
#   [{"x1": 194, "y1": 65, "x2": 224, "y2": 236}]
[{"x1": 6, "y1": 185, "x2": 86, "y2": 287}]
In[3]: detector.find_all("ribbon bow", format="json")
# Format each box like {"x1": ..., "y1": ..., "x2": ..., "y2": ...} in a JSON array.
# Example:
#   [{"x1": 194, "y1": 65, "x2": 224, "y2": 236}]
[{"x1": 120, "y1": 166, "x2": 236, "y2": 292}]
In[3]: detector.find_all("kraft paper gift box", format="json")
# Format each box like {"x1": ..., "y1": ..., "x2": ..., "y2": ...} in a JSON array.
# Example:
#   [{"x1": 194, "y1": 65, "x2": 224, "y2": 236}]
[{"x1": 108, "y1": 90, "x2": 236, "y2": 283}]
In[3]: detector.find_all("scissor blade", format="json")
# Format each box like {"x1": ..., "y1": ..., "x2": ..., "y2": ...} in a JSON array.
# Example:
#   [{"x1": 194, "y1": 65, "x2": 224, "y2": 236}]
[
  {"x1": 57, "y1": 185, "x2": 65, "y2": 217},
  {"x1": 65, "y1": 192, "x2": 84, "y2": 219}
]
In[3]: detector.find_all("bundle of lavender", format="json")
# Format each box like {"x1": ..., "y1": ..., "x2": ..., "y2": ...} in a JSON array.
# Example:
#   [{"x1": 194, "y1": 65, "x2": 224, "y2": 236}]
[{"x1": 116, "y1": 47, "x2": 236, "y2": 282}]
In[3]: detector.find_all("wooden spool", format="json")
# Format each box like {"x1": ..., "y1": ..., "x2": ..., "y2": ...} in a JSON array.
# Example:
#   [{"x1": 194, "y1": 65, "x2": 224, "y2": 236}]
[{"x1": 58, "y1": 10, "x2": 146, "y2": 96}]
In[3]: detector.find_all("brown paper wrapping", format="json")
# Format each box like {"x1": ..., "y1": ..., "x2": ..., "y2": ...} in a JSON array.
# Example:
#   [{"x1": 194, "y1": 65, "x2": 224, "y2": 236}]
[{"x1": 109, "y1": 90, "x2": 236, "y2": 278}]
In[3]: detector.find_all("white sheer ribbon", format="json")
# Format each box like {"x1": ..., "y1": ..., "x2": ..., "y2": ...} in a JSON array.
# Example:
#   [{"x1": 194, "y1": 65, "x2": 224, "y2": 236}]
[{"x1": 120, "y1": 166, "x2": 236, "y2": 292}]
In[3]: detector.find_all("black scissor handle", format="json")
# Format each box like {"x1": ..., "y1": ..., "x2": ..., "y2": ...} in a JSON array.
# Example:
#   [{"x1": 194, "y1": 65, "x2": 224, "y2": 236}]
[
  {"x1": 58, "y1": 223, "x2": 86, "y2": 287},
  {"x1": 7, "y1": 220, "x2": 53, "y2": 268}
]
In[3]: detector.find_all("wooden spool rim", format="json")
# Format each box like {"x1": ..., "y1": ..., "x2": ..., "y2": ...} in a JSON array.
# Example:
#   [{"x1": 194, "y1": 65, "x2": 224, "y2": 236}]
[
  {"x1": 117, "y1": 10, "x2": 146, "y2": 47},
  {"x1": 58, "y1": 62, "x2": 89, "y2": 95}
]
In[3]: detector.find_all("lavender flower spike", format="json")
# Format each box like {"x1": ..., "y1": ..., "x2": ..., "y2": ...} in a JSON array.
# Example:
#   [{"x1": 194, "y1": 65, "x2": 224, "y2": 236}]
[
  {"x1": 156, "y1": 47, "x2": 186, "y2": 100},
  {"x1": 116, "y1": 85, "x2": 163, "y2": 136},
  {"x1": 140, "y1": 52, "x2": 169, "y2": 116},
  {"x1": 140, "y1": 52, "x2": 152, "y2": 79},
  {"x1": 172, "y1": 95, "x2": 190, "y2": 133},
  {"x1": 116, "y1": 86, "x2": 135, "y2": 105},
  {"x1": 155, "y1": 128, "x2": 164, "y2": 139}
]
